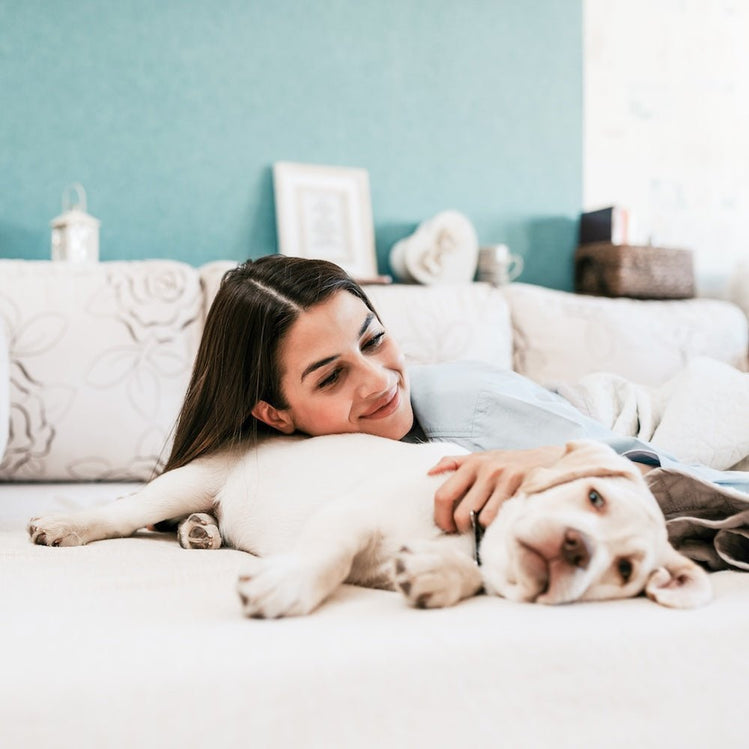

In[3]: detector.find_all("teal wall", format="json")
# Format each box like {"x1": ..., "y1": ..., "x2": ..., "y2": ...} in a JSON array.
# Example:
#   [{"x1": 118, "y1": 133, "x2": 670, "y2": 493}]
[{"x1": 0, "y1": 0, "x2": 582, "y2": 289}]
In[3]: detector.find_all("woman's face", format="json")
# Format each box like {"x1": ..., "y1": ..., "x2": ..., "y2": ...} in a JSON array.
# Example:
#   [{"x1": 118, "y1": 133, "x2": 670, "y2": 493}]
[{"x1": 253, "y1": 291, "x2": 413, "y2": 440}]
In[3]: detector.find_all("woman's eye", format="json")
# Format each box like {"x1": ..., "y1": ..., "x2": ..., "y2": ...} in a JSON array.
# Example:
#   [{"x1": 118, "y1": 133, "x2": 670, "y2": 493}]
[
  {"x1": 317, "y1": 369, "x2": 341, "y2": 389},
  {"x1": 588, "y1": 490, "x2": 605, "y2": 509},
  {"x1": 617, "y1": 558, "x2": 633, "y2": 582},
  {"x1": 362, "y1": 331, "x2": 385, "y2": 351}
]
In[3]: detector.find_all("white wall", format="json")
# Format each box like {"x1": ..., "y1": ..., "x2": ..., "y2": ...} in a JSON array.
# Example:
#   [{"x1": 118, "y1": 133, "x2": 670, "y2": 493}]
[{"x1": 584, "y1": 0, "x2": 749, "y2": 297}]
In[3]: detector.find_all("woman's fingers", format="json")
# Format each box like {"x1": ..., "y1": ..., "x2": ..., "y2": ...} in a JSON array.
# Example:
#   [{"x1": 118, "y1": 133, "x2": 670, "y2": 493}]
[
  {"x1": 451, "y1": 477, "x2": 496, "y2": 533},
  {"x1": 433, "y1": 460, "x2": 505, "y2": 533},
  {"x1": 453, "y1": 467, "x2": 522, "y2": 532},
  {"x1": 427, "y1": 454, "x2": 468, "y2": 476},
  {"x1": 432, "y1": 445, "x2": 565, "y2": 534},
  {"x1": 433, "y1": 458, "x2": 526, "y2": 533},
  {"x1": 478, "y1": 473, "x2": 523, "y2": 527},
  {"x1": 433, "y1": 464, "x2": 478, "y2": 532}
]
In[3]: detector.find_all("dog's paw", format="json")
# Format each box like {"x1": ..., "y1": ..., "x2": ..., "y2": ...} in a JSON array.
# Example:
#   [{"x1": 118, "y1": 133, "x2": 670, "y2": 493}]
[
  {"x1": 236, "y1": 555, "x2": 325, "y2": 619},
  {"x1": 392, "y1": 543, "x2": 482, "y2": 609},
  {"x1": 28, "y1": 515, "x2": 89, "y2": 547},
  {"x1": 177, "y1": 513, "x2": 222, "y2": 550}
]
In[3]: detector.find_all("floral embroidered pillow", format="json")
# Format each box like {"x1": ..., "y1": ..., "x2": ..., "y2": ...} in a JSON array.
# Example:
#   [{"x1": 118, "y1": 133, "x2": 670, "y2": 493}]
[{"x1": 0, "y1": 260, "x2": 202, "y2": 481}]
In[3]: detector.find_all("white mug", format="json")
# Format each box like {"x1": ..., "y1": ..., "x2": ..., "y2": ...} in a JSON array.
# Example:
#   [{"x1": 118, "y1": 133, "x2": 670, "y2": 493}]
[{"x1": 477, "y1": 244, "x2": 523, "y2": 285}]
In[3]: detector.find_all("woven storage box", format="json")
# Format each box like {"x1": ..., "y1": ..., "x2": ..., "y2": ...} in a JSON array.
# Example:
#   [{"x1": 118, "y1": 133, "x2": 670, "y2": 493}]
[{"x1": 574, "y1": 242, "x2": 695, "y2": 299}]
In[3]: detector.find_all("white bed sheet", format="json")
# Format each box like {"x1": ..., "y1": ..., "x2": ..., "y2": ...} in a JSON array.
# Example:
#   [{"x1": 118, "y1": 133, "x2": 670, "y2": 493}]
[{"x1": 2, "y1": 484, "x2": 749, "y2": 748}]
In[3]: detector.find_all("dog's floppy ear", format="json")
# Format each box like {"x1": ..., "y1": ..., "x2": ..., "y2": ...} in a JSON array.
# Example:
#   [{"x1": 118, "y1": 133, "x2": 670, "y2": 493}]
[
  {"x1": 521, "y1": 439, "x2": 640, "y2": 495},
  {"x1": 645, "y1": 545, "x2": 712, "y2": 608}
]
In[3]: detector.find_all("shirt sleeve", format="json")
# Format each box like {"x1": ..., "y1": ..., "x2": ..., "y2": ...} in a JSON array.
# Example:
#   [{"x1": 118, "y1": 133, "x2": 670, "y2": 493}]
[
  {"x1": 409, "y1": 361, "x2": 749, "y2": 496},
  {"x1": 408, "y1": 361, "x2": 663, "y2": 463}
]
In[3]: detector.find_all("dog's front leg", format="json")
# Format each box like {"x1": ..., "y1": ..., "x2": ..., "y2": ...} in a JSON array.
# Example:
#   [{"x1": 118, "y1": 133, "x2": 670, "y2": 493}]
[
  {"x1": 237, "y1": 503, "x2": 378, "y2": 619},
  {"x1": 29, "y1": 454, "x2": 228, "y2": 547}
]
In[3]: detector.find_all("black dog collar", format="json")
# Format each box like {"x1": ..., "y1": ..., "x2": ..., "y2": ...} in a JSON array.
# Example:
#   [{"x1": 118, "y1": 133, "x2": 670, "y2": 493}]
[{"x1": 470, "y1": 510, "x2": 485, "y2": 566}]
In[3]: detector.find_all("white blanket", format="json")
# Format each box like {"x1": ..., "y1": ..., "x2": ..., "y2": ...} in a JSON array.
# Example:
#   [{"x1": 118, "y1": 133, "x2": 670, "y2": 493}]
[
  {"x1": 557, "y1": 357, "x2": 749, "y2": 471},
  {"x1": 3, "y1": 481, "x2": 749, "y2": 747},
  {"x1": 3, "y1": 523, "x2": 749, "y2": 749}
]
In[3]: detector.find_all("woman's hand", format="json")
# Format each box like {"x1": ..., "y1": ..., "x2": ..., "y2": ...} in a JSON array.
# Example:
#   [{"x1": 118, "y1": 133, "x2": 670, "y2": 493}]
[{"x1": 429, "y1": 445, "x2": 566, "y2": 533}]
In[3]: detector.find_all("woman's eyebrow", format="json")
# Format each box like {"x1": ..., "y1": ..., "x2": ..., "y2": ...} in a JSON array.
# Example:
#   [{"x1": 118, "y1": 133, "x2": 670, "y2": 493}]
[
  {"x1": 301, "y1": 355, "x2": 337, "y2": 381},
  {"x1": 301, "y1": 313, "x2": 375, "y2": 382},
  {"x1": 358, "y1": 313, "x2": 374, "y2": 337}
]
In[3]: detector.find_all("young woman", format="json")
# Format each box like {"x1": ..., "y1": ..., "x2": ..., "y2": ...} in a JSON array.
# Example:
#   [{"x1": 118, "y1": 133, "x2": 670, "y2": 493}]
[{"x1": 164, "y1": 255, "x2": 749, "y2": 537}]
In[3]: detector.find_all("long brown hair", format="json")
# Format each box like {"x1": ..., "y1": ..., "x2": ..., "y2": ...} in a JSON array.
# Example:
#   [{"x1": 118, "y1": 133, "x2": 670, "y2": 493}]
[{"x1": 163, "y1": 255, "x2": 377, "y2": 473}]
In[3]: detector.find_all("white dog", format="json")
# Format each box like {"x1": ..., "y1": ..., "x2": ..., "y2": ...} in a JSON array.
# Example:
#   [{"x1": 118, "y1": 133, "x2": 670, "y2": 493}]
[{"x1": 28, "y1": 435, "x2": 711, "y2": 616}]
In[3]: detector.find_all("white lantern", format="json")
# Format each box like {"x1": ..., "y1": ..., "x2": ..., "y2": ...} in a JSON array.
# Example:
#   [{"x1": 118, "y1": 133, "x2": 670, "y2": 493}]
[{"x1": 50, "y1": 183, "x2": 100, "y2": 262}]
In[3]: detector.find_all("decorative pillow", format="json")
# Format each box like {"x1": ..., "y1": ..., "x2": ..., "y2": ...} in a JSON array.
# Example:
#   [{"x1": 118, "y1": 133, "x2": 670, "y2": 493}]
[
  {"x1": 0, "y1": 260, "x2": 203, "y2": 481},
  {"x1": 199, "y1": 261, "x2": 237, "y2": 319},
  {"x1": 0, "y1": 326, "x2": 8, "y2": 461},
  {"x1": 365, "y1": 283, "x2": 513, "y2": 370},
  {"x1": 505, "y1": 283, "x2": 749, "y2": 387}
]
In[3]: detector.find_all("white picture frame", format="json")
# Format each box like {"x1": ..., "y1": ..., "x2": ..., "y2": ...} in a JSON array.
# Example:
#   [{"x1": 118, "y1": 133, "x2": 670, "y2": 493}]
[{"x1": 273, "y1": 162, "x2": 378, "y2": 280}]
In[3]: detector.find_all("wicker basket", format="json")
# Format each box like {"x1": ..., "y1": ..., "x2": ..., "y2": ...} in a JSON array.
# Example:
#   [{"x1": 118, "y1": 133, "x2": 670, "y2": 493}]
[{"x1": 574, "y1": 242, "x2": 695, "y2": 299}]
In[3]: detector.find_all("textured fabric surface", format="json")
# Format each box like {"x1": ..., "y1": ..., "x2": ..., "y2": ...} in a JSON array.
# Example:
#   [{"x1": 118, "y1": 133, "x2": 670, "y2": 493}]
[
  {"x1": 648, "y1": 467, "x2": 749, "y2": 571},
  {"x1": 199, "y1": 260, "x2": 236, "y2": 320},
  {"x1": 557, "y1": 357, "x2": 749, "y2": 470},
  {"x1": 0, "y1": 325, "x2": 8, "y2": 461},
  {"x1": 2, "y1": 504, "x2": 749, "y2": 748},
  {"x1": 0, "y1": 260, "x2": 203, "y2": 481},
  {"x1": 505, "y1": 282, "x2": 749, "y2": 386},
  {"x1": 365, "y1": 282, "x2": 513, "y2": 369},
  {"x1": 0, "y1": 481, "x2": 142, "y2": 532}
]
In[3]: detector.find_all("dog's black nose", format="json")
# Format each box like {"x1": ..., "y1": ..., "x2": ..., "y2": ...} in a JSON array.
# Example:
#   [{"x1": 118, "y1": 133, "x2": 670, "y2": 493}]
[{"x1": 561, "y1": 529, "x2": 593, "y2": 569}]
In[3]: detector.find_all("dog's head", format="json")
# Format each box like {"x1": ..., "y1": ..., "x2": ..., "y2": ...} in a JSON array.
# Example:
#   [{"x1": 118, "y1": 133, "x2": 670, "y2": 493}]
[{"x1": 479, "y1": 440, "x2": 711, "y2": 608}]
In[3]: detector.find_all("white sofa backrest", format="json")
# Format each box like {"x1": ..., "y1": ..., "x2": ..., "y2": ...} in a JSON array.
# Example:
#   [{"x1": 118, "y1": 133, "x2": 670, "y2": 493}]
[
  {"x1": 0, "y1": 260, "x2": 745, "y2": 481},
  {"x1": 0, "y1": 260, "x2": 203, "y2": 481},
  {"x1": 0, "y1": 325, "x2": 8, "y2": 461},
  {"x1": 363, "y1": 283, "x2": 513, "y2": 369},
  {"x1": 505, "y1": 283, "x2": 748, "y2": 386}
]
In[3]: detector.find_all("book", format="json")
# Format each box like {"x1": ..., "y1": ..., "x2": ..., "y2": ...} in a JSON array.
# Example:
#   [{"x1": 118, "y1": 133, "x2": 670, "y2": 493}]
[{"x1": 580, "y1": 206, "x2": 630, "y2": 246}]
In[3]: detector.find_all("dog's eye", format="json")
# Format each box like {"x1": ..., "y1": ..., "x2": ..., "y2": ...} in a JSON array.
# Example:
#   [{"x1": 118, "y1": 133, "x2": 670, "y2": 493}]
[
  {"x1": 588, "y1": 490, "x2": 605, "y2": 509},
  {"x1": 617, "y1": 558, "x2": 633, "y2": 582}
]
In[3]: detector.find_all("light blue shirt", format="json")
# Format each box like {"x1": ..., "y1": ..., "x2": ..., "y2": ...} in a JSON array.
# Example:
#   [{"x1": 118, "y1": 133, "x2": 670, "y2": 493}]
[{"x1": 409, "y1": 361, "x2": 749, "y2": 495}]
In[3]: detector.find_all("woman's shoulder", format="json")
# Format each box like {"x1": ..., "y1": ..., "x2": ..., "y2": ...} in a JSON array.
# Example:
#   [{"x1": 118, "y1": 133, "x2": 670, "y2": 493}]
[
  {"x1": 408, "y1": 361, "x2": 529, "y2": 448},
  {"x1": 408, "y1": 360, "x2": 533, "y2": 399},
  {"x1": 407, "y1": 360, "x2": 593, "y2": 451}
]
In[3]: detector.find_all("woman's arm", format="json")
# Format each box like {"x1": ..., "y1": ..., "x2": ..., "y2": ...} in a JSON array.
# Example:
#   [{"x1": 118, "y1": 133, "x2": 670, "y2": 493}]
[{"x1": 429, "y1": 445, "x2": 566, "y2": 533}]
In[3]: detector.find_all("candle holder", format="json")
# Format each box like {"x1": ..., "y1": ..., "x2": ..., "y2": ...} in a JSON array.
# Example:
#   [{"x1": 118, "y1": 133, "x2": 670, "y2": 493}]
[{"x1": 50, "y1": 183, "x2": 100, "y2": 262}]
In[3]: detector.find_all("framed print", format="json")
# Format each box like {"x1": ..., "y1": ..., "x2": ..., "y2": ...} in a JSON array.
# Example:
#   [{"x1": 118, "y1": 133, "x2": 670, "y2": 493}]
[{"x1": 273, "y1": 162, "x2": 378, "y2": 280}]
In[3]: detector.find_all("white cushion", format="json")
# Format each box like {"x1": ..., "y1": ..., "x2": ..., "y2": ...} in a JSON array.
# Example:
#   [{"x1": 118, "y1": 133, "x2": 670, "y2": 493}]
[
  {"x1": 199, "y1": 260, "x2": 237, "y2": 320},
  {"x1": 0, "y1": 325, "x2": 8, "y2": 461},
  {"x1": 0, "y1": 260, "x2": 203, "y2": 481},
  {"x1": 365, "y1": 282, "x2": 513, "y2": 370},
  {"x1": 505, "y1": 283, "x2": 749, "y2": 386}
]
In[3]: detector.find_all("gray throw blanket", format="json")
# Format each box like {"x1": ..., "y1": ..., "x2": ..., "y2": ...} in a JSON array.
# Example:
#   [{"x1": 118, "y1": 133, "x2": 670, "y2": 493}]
[{"x1": 648, "y1": 468, "x2": 749, "y2": 571}]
